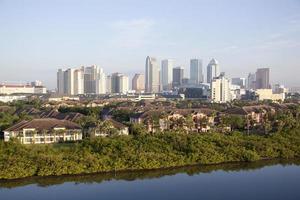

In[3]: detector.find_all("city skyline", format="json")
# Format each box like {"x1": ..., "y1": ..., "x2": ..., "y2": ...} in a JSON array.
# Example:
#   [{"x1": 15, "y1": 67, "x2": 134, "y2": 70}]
[{"x1": 1, "y1": 0, "x2": 300, "y2": 88}]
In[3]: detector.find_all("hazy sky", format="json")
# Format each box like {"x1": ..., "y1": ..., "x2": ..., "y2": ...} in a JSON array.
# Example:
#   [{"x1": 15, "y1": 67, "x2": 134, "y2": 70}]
[{"x1": 1, "y1": 0, "x2": 300, "y2": 89}]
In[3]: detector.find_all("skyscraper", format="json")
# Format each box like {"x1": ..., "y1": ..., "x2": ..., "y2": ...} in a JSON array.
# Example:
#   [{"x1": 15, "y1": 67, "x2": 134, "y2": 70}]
[
  {"x1": 255, "y1": 68, "x2": 270, "y2": 89},
  {"x1": 57, "y1": 69, "x2": 65, "y2": 95},
  {"x1": 172, "y1": 66, "x2": 184, "y2": 88},
  {"x1": 110, "y1": 73, "x2": 129, "y2": 94},
  {"x1": 57, "y1": 68, "x2": 77, "y2": 95},
  {"x1": 145, "y1": 56, "x2": 160, "y2": 93},
  {"x1": 74, "y1": 68, "x2": 84, "y2": 95},
  {"x1": 207, "y1": 58, "x2": 220, "y2": 84},
  {"x1": 211, "y1": 74, "x2": 231, "y2": 103},
  {"x1": 246, "y1": 73, "x2": 256, "y2": 90},
  {"x1": 161, "y1": 59, "x2": 173, "y2": 90},
  {"x1": 84, "y1": 65, "x2": 106, "y2": 94},
  {"x1": 190, "y1": 59, "x2": 203, "y2": 85},
  {"x1": 132, "y1": 73, "x2": 145, "y2": 93}
]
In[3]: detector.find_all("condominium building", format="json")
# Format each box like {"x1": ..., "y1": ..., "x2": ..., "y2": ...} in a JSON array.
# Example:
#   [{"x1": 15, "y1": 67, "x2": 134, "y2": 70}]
[
  {"x1": 161, "y1": 59, "x2": 173, "y2": 90},
  {"x1": 110, "y1": 73, "x2": 129, "y2": 94},
  {"x1": 4, "y1": 118, "x2": 82, "y2": 144},
  {"x1": 145, "y1": 56, "x2": 160, "y2": 93},
  {"x1": 211, "y1": 74, "x2": 231, "y2": 103},
  {"x1": 132, "y1": 73, "x2": 145, "y2": 93},
  {"x1": 57, "y1": 68, "x2": 83, "y2": 95},
  {"x1": 190, "y1": 59, "x2": 203, "y2": 85}
]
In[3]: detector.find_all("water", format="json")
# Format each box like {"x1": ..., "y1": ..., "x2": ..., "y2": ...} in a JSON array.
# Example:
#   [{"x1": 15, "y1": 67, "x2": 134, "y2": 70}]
[{"x1": 1, "y1": 160, "x2": 300, "y2": 200}]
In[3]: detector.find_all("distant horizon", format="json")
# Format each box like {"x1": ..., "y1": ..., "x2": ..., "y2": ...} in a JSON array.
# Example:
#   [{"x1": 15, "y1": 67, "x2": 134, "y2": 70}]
[{"x1": 1, "y1": 0, "x2": 300, "y2": 89}]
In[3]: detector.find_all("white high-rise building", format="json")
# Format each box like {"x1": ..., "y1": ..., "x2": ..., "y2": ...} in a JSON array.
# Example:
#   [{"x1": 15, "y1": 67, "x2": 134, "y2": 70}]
[
  {"x1": 207, "y1": 58, "x2": 220, "y2": 84},
  {"x1": 74, "y1": 68, "x2": 84, "y2": 95},
  {"x1": 161, "y1": 59, "x2": 173, "y2": 90},
  {"x1": 132, "y1": 74, "x2": 145, "y2": 93},
  {"x1": 119, "y1": 75, "x2": 129, "y2": 94},
  {"x1": 145, "y1": 56, "x2": 160, "y2": 93},
  {"x1": 96, "y1": 68, "x2": 106, "y2": 94},
  {"x1": 211, "y1": 74, "x2": 231, "y2": 103},
  {"x1": 84, "y1": 65, "x2": 106, "y2": 94},
  {"x1": 110, "y1": 73, "x2": 129, "y2": 94},
  {"x1": 190, "y1": 59, "x2": 203, "y2": 85}
]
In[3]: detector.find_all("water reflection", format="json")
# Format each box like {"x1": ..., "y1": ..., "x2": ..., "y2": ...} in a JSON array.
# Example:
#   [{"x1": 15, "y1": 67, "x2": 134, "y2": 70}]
[{"x1": 1, "y1": 159, "x2": 299, "y2": 189}]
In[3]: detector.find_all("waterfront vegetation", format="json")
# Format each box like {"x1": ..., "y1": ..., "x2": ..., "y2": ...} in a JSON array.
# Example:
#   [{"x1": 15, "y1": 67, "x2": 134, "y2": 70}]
[{"x1": 1, "y1": 128, "x2": 300, "y2": 180}]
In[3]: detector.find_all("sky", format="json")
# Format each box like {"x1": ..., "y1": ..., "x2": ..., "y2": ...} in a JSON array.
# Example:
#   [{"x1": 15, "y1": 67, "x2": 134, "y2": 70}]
[{"x1": 0, "y1": 0, "x2": 300, "y2": 89}]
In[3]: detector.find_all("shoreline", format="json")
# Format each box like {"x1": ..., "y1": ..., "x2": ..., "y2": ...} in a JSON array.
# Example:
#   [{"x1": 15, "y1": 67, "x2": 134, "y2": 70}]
[{"x1": 1, "y1": 157, "x2": 299, "y2": 182}]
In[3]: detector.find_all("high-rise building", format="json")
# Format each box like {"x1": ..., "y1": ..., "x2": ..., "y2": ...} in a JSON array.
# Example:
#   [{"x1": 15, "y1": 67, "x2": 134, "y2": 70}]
[
  {"x1": 172, "y1": 66, "x2": 184, "y2": 88},
  {"x1": 110, "y1": 73, "x2": 129, "y2": 94},
  {"x1": 161, "y1": 59, "x2": 173, "y2": 90},
  {"x1": 84, "y1": 65, "x2": 106, "y2": 94},
  {"x1": 119, "y1": 75, "x2": 129, "y2": 94},
  {"x1": 57, "y1": 69, "x2": 65, "y2": 95},
  {"x1": 74, "y1": 68, "x2": 84, "y2": 95},
  {"x1": 106, "y1": 75, "x2": 112, "y2": 94},
  {"x1": 132, "y1": 74, "x2": 145, "y2": 93},
  {"x1": 211, "y1": 74, "x2": 231, "y2": 103},
  {"x1": 207, "y1": 58, "x2": 220, "y2": 84},
  {"x1": 255, "y1": 68, "x2": 270, "y2": 89},
  {"x1": 190, "y1": 59, "x2": 203, "y2": 85},
  {"x1": 58, "y1": 68, "x2": 84, "y2": 95},
  {"x1": 145, "y1": 56, "x2": 160, "y2": 93},
  {"x1": 246, "y1": 73, "x2": 256, "y2": 90}
]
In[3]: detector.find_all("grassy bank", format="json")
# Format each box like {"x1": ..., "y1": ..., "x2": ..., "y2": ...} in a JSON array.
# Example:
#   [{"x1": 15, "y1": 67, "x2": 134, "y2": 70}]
[{"x1": 1, "y1": 129, "x2": 300, "y2": 180}]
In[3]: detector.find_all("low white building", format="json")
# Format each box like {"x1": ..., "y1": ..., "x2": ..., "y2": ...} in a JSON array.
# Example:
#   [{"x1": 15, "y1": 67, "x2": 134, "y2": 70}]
[
  {"x1": 0, "y1": 83, "x2": 46, "y2": 94},
  {"x1": 255, "y1": 89, "x2": 285, "y2": 102}
]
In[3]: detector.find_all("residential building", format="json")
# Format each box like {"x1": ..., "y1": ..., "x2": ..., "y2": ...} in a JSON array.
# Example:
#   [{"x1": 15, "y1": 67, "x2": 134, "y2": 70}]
[
  {"x1": 145, "y1": 56, "x2": 160, "y2": 93},
  {"x1": 110, "y1": 73, "x2": 129, "y2": 94},
  {"x1": 84, "y1": 65, "x2": 106, "y2": 94},
  {"x1": 207, "y1": 58, "x2": 220, "y2": 84},
  {"x1": 161, "y1": 59, "x2": 174, "y2": 90},
  {"x1": 4, "y1": 118, "x2": 82, "y2": 144},
  {"x1": 255, "y1": 68, "x2": 270, "y2": 89},
  {"x1": 211, "y1": 75, "x2": 231, "y2": 103},
  {"x1": 173, "y1": 66, "x2": 184, "y2": 88},
  {"x1": 190, "y1": 59, "x2": 203, "y2": 85},
  {"x1": 132, "y1": 73, "x2": 145, "y2": 93},
  {"x1": 58, "y1": 68, "x2": 80, "y2": 95},
  {"x1": 106, "y1": 75, "x2": 112, "y2": 94}
]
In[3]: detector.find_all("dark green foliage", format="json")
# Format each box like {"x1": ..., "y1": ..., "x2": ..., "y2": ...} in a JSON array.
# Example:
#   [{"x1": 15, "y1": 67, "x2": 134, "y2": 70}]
[{"x1": 1, "y1": 128, "x2": 300, "y2": 180}]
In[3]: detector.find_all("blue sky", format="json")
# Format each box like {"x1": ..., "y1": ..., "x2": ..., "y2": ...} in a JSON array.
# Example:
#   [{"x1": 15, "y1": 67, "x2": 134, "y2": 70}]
[{"x1": 0, "y1": 0, "x2": 300, "y2": 89}]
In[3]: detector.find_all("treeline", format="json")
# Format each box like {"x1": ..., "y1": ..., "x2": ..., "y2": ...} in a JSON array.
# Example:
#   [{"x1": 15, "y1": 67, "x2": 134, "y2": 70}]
[{"x1": 1, "y1": 128, "x2": 300, "y2": 180}]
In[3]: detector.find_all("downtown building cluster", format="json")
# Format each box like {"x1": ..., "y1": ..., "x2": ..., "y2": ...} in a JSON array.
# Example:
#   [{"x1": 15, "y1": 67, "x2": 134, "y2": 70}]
[{"x1": 55, "y1": 56, "x2": 287, "y2": 103}]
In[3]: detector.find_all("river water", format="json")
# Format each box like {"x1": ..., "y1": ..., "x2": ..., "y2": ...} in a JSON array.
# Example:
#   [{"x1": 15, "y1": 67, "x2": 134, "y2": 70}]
[{"x1": 0, "y1": 160, "x2": 300, "y2": 200}]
